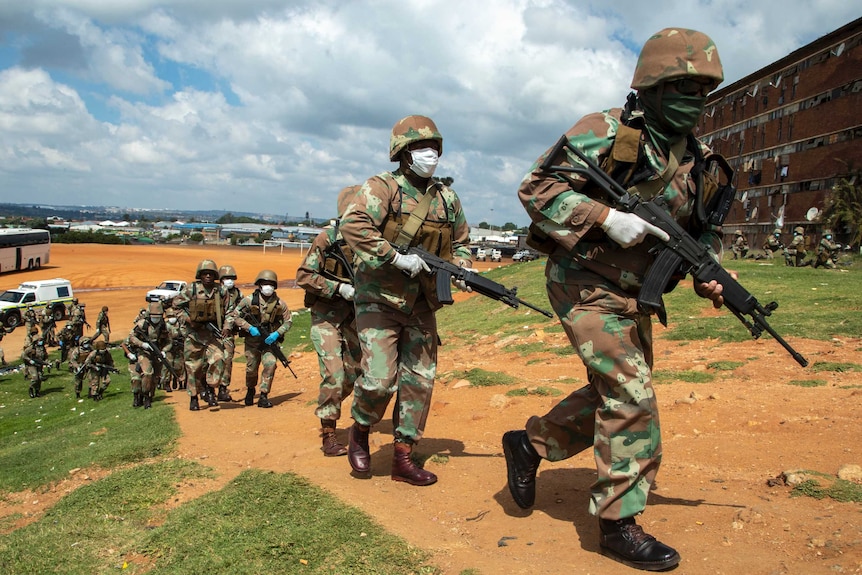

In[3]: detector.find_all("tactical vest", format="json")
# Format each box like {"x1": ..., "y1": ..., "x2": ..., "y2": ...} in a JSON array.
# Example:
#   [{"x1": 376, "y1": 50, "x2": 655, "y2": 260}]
[
  {"x1": 248, "y1": 292, "x2": 281, "y2": 330},
  {"x1": 187, "y1": 283, "x2": 222, "y2": 325},
  {"x1": 379, "y1": 177, "x2": 454, "y2": 258},
  {"x1": 304, "y1": 238, "x2": 356, "y2": 308}
]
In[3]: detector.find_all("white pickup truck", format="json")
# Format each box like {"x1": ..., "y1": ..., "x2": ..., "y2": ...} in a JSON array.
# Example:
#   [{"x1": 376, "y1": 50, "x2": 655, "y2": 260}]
[{"x1": 146, "y1": 280, "x2": 188, "y2": 304}]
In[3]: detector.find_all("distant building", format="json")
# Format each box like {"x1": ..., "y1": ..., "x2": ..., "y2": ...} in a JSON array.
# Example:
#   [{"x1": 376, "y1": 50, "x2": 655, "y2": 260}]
[{"x1": 700, "y1": 17, "x2": 862, "y2": 251}]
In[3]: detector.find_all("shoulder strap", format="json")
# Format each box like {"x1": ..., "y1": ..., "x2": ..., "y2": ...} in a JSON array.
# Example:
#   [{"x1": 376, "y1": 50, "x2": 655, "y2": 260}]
[
  {"x1": 628, "y1": 137, "x2": 686, "y2": 200},
  {"x1": 394, "y1": 183, "x2": 436, "y2": 247}
]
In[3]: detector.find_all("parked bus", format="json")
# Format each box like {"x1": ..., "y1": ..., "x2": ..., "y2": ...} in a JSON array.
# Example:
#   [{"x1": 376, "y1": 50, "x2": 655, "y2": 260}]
[{"x1": 0, "y1": 228, "x2": 51, "y2": 273}]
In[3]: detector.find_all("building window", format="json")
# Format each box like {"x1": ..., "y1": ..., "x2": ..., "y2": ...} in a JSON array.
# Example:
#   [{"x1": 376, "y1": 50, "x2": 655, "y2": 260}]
[
  {"x1": 777, "y1": 117, "x2": 783, "y2": 142},
  {"x1": 788, "y1": 115, "x2": 794, "y2": 140}
]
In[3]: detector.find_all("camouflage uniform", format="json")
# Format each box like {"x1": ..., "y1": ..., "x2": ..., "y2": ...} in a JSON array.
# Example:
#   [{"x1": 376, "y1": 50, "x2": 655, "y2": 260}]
[
  {"x1": 161, "y1": 307, "x2": 187, "y2": 390},
  {"x1": 0, "y1": 328, "x2": 6, "y2": 366},
  {"x1": 71, "y1": 337, "x2": 94, "y2": 398},
  {"x1": 172, "y1": 260, "x2": 226, "y2": 411},
  {"x1": 39, "y1": 308, "x2": 57, "y2": 346},
  {"x1": 506, "y1": 28, "x2": 727, "y2": 571},
  {"x1": 23, "y1": 306, "x2": 38, "y2": 333},
  {"x1": 229, "y1": 272, "x2": 292, "y2": 408},
  {"x1": 814, "y1": 230, "x2": 841, "y2": 269},
  {"x1": 762, "y1": 229, "x2": 784, "y2": 259},
  {"x1": 731, "y1": 231, "x2": 749, "y2": 260},
  {"x1": 94, "y1": 306, "x2": 111, "y2": 342},
  {"x1": 68, "y1": 301, "x2": 87, "y2": 339},
  {"x1": 786, "y1": 227, "x2": 809, "y2": 267},
  {"x1": 21, "y1": 338, "x2": 48, "y2": 398},
  {"x1": 121, "y1": 338, "x2": 143, "y2": 403},
  {"x1": 80, "y1": 341, "x2": 115, "y2": 400},
  {"x1": 296, "y1": 193, "x2": 363, "y2": 455},
  {"x1": 218, "y1": 265, "x2": 243, "y2": 401},
  {"x1": 128, "y1": 302, "x2": 172, "y2": 409},
  {"x1": 340, "y1": 115, "x2": 472, "y2": 486}
]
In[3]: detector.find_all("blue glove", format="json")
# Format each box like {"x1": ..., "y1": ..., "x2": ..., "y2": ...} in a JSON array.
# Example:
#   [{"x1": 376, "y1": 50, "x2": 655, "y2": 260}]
[
  {"x1": 265, "y1": 331, "x2": 279, "y2": 345},
  {"x1": 248, "y1": 326, "x2": 261, "y2": 337}
]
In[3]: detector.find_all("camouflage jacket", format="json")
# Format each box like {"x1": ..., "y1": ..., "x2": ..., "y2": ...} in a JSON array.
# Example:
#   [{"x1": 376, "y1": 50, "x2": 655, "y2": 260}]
[
  {"x1": 229, "y1": 290, "x2": 292, "y2": 340},
  {"x1": 172, "y1": 281, "x2": 226, "y2": 329},
  {"x1": 518, "y1": 106, "x2": 722, "y2": 293},
  {"x1": 340, "y1": 170, "x2": 472, "y2": 313},
  {"x1": 128, "y1": 317, "x2": 171, "y2": 354},
  {"x1": 295, "y1": 227, "x2": 356, "y2": 325}
]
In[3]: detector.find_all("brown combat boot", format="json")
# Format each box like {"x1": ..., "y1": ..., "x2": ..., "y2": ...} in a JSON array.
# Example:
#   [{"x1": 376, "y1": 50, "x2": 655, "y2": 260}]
[
  {"x1": 321, "y1": 420, "x2": 347, "y2": 457},
  {"x1": 391, "y1": 441, "x2": 437, "y2": 486},
  {"x1": 347, "y1": 423, "x2": 371, "y2": 475}
]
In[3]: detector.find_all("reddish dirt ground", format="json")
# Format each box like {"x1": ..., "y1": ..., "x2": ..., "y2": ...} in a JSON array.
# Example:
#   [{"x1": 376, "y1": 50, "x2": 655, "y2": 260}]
[{"x1": 2, "y1": 243, "x2": 861, "y2": 574}]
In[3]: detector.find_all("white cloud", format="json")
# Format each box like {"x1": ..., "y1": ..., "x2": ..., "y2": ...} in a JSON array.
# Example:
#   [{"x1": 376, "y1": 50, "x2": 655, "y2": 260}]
[{"x1": 0, "y1": 0, "x2": 858, "y2": 225}]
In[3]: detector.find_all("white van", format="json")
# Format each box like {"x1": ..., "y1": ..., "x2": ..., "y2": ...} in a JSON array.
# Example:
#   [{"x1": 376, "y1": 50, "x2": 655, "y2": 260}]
[
  {"x1": 0, "y1": 278, "x2": 74, "y2": 329},
  {"x1": 475, "y1": 248, "x2": 487, "y2": 261}
]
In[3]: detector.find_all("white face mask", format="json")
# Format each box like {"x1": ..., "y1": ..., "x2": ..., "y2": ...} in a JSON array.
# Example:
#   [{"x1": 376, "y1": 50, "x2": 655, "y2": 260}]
[
  {"x1": 260, "y1": 285, "x2": 275, "y2": 297},
  {"x1": 168, "y1": 317, "x2": 177, "y2": 325},
  {"x1": 409, "y1": 147, "x2": 439, "y2": 178},
  {"x1": 222, "y1": 279, "x2": 235, "y2": 289}
]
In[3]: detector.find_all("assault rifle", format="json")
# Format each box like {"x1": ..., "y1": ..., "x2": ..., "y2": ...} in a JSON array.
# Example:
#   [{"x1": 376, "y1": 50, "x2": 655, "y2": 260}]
[
  {"x1": 206, "y1": 322, "x2": 224, "y2": 339},
  {"x1": 141, "y1": 336, "x2": 181, "y2": 380},
  {"x1": 539, "y1": 135, "x2": 808, "y2": 367},
  {"x1": 395, "y1": 245, "x2": 554, "y2": 318},
  {"x1": 241, "y1": 314, "x2": 297, "y2": 379},
  {"x1": 76, "y1": 362, "x2": 119, "y2": 377}
]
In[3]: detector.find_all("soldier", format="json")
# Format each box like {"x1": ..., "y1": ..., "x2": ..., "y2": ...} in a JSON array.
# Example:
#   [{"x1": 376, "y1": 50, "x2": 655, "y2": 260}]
[
  {"x1": 786, "y1": 226, "x2": 810, "y2": 267},
  {"x1": 814, "y1": 229, "x2": 841, "y2": 269},
  {"x1": 39, "y1": 307, "x2": 58, "y2": 346},
  {"x1": 70, "y1": 337, "x2": 93, "y2": 399},
  {"x1": 340, "y1": 114, "x2": 473, "y2": 486},
  {"x1": 128, "y1": 301, "x2": 172, "y2": 409},
  {"x1": 23, "y1": 325, "x2": 39, "y2": 348},
  {"x1": 762, "y1": 228, "x2": 784, "y2": 260},
  {"x1": 21, "y1": 336, "x2": 49, "y2": 398},
  {"x1": 80, "y1": 340, "x2": 116, "y2": 401},
  {"x1": 68, "y1": 299, "x2": 88, "y2": 339},
  {"x1": 505, "y1": 28, "x2": 733, "y2": 570},
  {"x1": 218, "y1": 264, "x2": 243, "y2": 402},
  {"x1": 23, "y1": 305, "x2": 38, "y2": 333},
  {"x1": 57, "y1": 323, "x2": 76, "y2": 364},
  {"x1": 296, "y1": 185, "x2": 363, "y2": 457},
  {"x1": 229, "y1": 270, "x2": 292, "y2": 408},
  {"x1": 172, "y1": 259, "x2": 226, "y2": 411},
  {"x1": 161, "y1": 306, "x2": 187, "y2": 391},
  {"x1": 731, "y1": 229, "x2": 749, "y2": 260},
  {"x1": 120, "y1": 338, "x2": 144, "y2": 405},
  {"x1": 94, "y1": 305, "x2": 111, "y2": 342},
  {"x1": 0, "y1": 327, "x2": 7, "y2": 367}
]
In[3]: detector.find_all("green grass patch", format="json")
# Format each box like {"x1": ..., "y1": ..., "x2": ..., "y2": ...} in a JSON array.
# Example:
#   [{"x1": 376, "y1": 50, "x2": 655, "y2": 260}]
[
  {"x1": 707, "y1": 360, "x2": 744, "y2": 371},
  {"x1": 788, "y1": 379, "x2": 828, "y2": 387},
  {"x1": 790, "y1": 470, "x2": 862, "y2": 503},
  {"x1": 443, "y1": 368, "x2": 516, "y2": 387},
  {"x1": 284, "y1": 308, "x2": 314, "y2": 353},
  {"x1": 140, "y1": 469, "x2": 437, "y2": 574},
  {"x1": 0, "y1": 349, "x2": 180, "y2": 493},
  {"x1": 809, "y1": 361, "x2": 862, "y2": 373},
  {"x1": 652, "y1": 370, "x2": 715, "y2": 384}
]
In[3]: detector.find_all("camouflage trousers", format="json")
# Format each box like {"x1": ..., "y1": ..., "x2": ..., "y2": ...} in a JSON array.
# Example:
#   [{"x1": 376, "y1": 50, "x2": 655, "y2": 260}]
[
  {"x1": 93, "y1": 327, "x2": 110, "y2": 342},
  {"x1": 524, "y1": 278, "x2": 661, "y2": 521},
  {"x1": 243, "y1": 342, "x2": 279, "y2": 393},
  {"x1": 351, "y1": 303, "x2": 437, "y2": 444},
  {"x1": 183, "y1": 325, "x2": 225, "y2": 396},
  {"x1": 161, "y1": 348, "x2": 185, "y2": 388},
  {"x1": 128, "y1": 360, "x2": 142, "y2": 393},
  {"x1": 311, "y1": 311, "x2": 362, "y2": 423},
  {"x1": 222, "y1": 335, "x2": 236, "y2": 386},
  {"x1": 87, "y1": 372, "x2": 111, "y2": 396},
  {"x1": 137, "y1": 353, "x2": 162, "y2": 395}
]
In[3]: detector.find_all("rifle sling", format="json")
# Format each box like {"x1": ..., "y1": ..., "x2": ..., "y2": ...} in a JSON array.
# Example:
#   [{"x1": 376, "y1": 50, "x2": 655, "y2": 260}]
[{"x1": 394, "y1": 184, "x2": 435, "y2": 247}]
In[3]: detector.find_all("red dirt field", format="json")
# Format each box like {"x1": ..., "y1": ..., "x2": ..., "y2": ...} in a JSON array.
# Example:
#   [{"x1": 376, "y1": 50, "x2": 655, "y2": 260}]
[{"x1": 1, "y1": 243, "x2": 861, "y2": 575}]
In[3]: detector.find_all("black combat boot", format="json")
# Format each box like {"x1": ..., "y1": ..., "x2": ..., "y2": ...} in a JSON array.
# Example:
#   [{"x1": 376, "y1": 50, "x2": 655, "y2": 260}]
[
  {"x1": 347, "y1": 423, "x2": 371, "y2": 475},
  {"x1": 244, "y1": 387, "x2": 255, "y2": 406},
  {"x1": 142, "y1": 394, "x2": 152, "y2": 409},
  {"x1": 28, "y1": 385, "x2": 37, "y2": 399},
  {"x1": 257, "y1": 392, "x2": 273, "y2": 408},
  {"x1": 599, "y1": 517, "x2": 680, "y2": 571},
  {"x1": 204, "y1": 388, "x2": 218, "y2": 407},
  {"x1": 132, "y1": 391, "x2": 142, "y2": 408},
  {"x1": 391, "y1": 441, "x2": 437, "y2": 486},
  {"x1": 189, "y1": 395, "x2": 200, "y2": 411},
  {"x1": 217, "y1": 385, "x2": 233, "y2": 402},
  {"x1": 502, "y1": 430, "x2": 541, "y2": 509}
]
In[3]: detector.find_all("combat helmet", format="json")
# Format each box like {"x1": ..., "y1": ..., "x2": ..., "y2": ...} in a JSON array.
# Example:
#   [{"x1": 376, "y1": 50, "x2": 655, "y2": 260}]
[
  {"x1": 794, "y1": 226, "x2": 804, "y2": 234},
  {"x1": 734, "y1": 230, "x2": 743, "y2": 235},
  {"x1": 389, "y1": 115, "x2": 443, "y2": 161},
  {"x1": 631, "y1": 28, "x2": 724, "y2": 90},
  {"x1": 255, "y1": 269, "x2": 278, "y2": 285},
  {"x1": 102, "y1": 305, "x2": 109, "y2": 312},
  {"x1": 148, "y1": 301, "x2": 165, "y2": 316},
  {"x1": 219, "y1": 265, "x2": 237, "y2": 280},
  {"x1": 773, "y1": 228, "x2": 782, "y2": 235},
  {"x1": 196, "y1": 259, "x2": 219, "y2": 279}
]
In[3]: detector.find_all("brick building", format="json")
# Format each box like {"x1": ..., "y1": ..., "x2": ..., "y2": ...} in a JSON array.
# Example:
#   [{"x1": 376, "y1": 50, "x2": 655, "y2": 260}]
[{"x1": 699, "y1": 17, "x2": 862, "y2": 252}]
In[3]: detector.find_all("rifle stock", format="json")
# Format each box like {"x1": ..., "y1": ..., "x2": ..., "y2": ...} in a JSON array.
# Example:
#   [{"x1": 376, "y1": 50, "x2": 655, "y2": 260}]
[
  {"x1": 539, "y1": 135, "x2": 808, "y2": 367},
  {"x1": 395, "y1": 245, "x2": 554, "y2": 318}
]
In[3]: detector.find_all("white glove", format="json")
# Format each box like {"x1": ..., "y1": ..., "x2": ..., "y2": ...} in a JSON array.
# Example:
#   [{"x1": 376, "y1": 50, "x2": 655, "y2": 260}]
[
  {"x1": 337, "y1": 283, "x2": 355, "y2": 301},
  {"x1": 141, "y1": 342, "x2": 153, "y2": 352},
  {"x1": 126, "y1": 353, "x2": 137, "y2": 361},
  {"x1": 453, "y1": 278, "x2": 472, "y2": 293},
  {"x1": 391, "y1": 252, "x2": 431, "y2": 278},
  {"x1": 600, "y1": 208, "x2": 670, "y2": 248}
]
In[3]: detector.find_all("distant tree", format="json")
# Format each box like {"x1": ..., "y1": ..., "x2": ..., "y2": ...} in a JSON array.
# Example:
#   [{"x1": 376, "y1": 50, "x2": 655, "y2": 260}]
[
  {"x1": 189, "y1": 232, "x2": 204, "y2": 243},
  {"x1": 502, "y1": 222, "x2": 518, "y2": 231},
  {"x1": 29, "y1": 218, "x2": 49, "y2": 230},
  {"x1": 823, "y1": 172, "x2": 862, "y2": 249},
  {"x1": 478, "y1": 221, "x2": 489, "y2": 229},
  {"x1": 434, "y1": 176, "x2": 454, "y2": 187},
  {"x1": 122, "y1": 213, "x2": 131, "y2": 221}
]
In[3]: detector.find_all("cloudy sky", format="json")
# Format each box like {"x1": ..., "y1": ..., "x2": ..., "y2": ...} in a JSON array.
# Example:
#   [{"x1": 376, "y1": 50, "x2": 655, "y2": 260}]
[{"x1": 0, "y1": 1, "x2": 856, "y2": 226}]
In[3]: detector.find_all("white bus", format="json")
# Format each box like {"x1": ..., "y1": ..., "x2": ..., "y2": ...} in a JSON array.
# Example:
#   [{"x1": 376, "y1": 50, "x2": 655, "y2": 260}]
[{"x1": 0, "y1": 228, "x2": 51, "y2": 273}]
